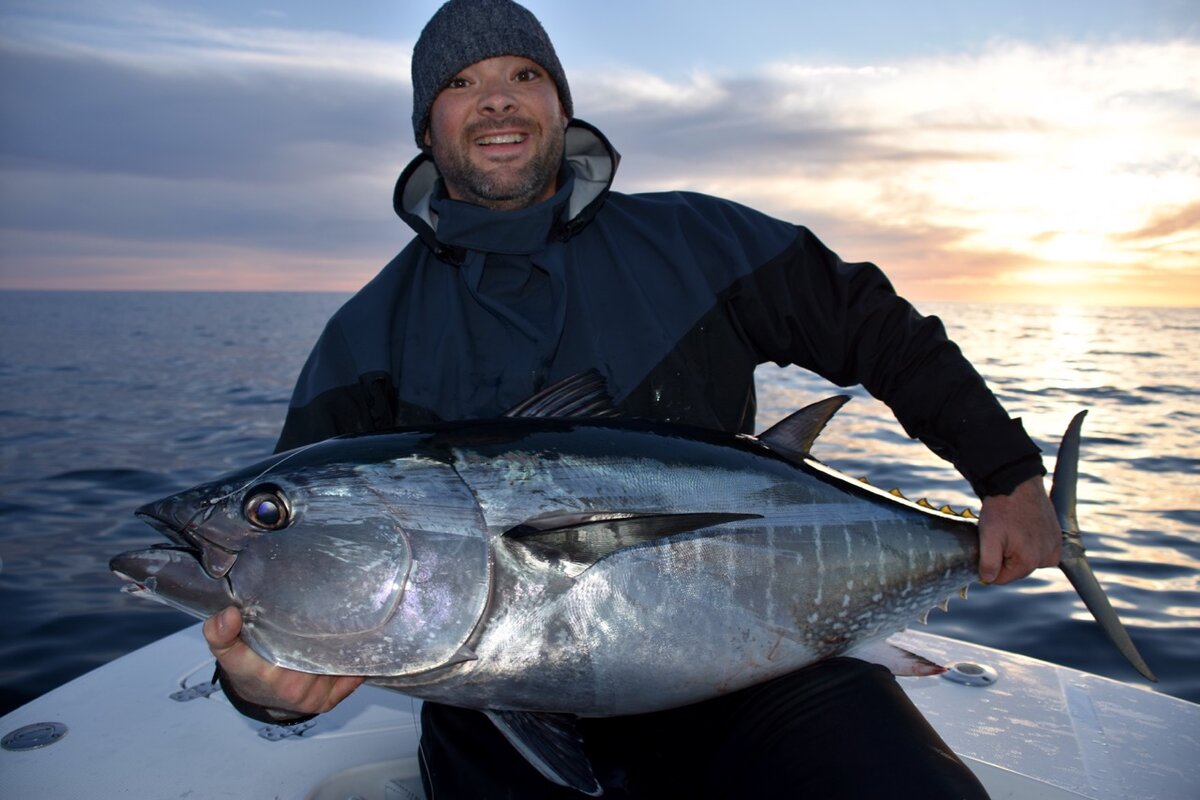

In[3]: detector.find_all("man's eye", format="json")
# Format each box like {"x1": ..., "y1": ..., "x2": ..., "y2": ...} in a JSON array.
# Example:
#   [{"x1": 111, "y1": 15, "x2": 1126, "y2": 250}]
[
  {"x1": 515, "y1": 68, "x2": 540, "y2": 82},
  {"x1": 447, "y1": 76, "x2": 470, "y2": 89}
]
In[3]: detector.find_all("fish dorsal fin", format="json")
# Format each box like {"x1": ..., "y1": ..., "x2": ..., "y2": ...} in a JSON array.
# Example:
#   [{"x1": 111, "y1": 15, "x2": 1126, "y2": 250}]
[
  {"x1": 504, "y1": 370, "x2": 621, "y2": 420},
  {"x1": 505, "y1": 511, "x2": 761, "y2": 574},
  {"x1": 485, "y1": 710, "x2": 601, "y2": 796},
  {"x1": 758, "y1": 395, "x2": 851, "y2": 463}
]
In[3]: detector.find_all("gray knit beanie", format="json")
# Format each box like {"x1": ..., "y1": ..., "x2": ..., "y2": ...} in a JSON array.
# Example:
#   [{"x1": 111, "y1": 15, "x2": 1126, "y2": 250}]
[{"x1": 411, "y1": 0, "x2": 573, "y2": 149}]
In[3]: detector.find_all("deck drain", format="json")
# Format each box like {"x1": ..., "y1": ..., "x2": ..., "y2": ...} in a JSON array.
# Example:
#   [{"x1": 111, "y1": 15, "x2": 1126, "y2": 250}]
[
  {"x1": 942, "y1": 661, "x2": 999, "y2": 687},
  {"x1": 2, "y1": 722, "x2": 68, "y2": 751}
]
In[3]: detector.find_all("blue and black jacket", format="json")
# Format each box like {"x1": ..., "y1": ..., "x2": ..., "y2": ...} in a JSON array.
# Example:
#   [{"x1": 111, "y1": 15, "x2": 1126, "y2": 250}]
[{"x1": 277, "y1": 120, "x2": 1042, "y2": 498}]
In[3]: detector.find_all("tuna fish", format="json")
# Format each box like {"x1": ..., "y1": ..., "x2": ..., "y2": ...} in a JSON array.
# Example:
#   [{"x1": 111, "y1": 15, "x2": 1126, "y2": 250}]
[{"x1": 111, "y1": 372, "x2": 1153, "y2": 796}]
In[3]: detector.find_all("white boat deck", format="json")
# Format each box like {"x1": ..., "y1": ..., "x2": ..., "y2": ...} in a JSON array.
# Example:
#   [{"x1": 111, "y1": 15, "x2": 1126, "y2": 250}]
[{"x1": 1, "y1": 625, "x2": 1196, "y2": 799}]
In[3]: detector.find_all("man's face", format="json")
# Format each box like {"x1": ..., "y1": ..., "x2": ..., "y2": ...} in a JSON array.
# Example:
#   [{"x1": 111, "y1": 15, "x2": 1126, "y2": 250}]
[{"x1": 424, "y1": 55, "x2": 567, "y2": 211}]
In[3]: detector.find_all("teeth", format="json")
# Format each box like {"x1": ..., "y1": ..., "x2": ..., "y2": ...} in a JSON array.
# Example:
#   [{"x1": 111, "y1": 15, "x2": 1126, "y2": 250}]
[{"x1": 477, "y1": 134, "x2": 525, "y2": 145}]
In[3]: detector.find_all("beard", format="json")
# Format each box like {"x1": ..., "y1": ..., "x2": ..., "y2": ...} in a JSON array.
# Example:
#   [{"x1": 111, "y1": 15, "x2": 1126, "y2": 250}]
[{"x1": 431, "y1": 116, "x2": 565, "y2": 211}]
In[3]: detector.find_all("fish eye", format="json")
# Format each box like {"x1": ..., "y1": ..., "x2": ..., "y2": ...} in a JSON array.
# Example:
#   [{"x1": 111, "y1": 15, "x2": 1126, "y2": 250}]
[{"x1": 243, "y1": 487, "x2": 291, "y2": 531}]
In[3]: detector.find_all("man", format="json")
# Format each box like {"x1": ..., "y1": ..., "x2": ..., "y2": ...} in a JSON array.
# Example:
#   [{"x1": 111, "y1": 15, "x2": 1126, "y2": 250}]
[{"x1": 204, "y1": 1, "x2": 1061, "y2": 796}]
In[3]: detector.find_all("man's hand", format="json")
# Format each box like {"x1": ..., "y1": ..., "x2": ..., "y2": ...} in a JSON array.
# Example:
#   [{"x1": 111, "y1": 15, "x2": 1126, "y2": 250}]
[
  {"x1": 977, "y1": 475, "x2": 1062, "y2": 585},
  {"x1": 203, "y1": 607, "x2": 365, "y2": 716}
]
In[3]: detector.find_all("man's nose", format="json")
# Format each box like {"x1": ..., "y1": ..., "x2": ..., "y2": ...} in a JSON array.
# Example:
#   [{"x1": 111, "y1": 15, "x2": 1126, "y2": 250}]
[{"x1": 477, "y1": 80, "x2": 518, "y2": 115}]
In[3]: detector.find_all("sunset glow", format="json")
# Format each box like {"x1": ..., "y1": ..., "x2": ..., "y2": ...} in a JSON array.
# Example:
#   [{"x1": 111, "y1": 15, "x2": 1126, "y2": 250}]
[{"x1": 1, "y1": 1, "x2": 1197, "y2": 306}]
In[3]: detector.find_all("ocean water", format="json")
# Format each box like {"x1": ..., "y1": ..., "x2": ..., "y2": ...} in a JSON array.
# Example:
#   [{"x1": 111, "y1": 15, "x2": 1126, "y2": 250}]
[{"x1": 0, "y1": 291, "x2": 1196, "y2": 716}]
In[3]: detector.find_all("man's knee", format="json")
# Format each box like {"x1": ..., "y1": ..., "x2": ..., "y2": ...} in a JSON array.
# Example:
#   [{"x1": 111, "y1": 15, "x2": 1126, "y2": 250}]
[{"x1": 705, "y1": 658, "x2": 991, "y2": 800}]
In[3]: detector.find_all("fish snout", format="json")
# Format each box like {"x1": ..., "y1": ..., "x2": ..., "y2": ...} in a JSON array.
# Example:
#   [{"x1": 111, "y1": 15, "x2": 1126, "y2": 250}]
[
  {"x1": 134, "y1": 496, "x2": 240, "y2": 579},
  {"x1": 135, "y1": 497, "x2": 199, "y2": 546}
]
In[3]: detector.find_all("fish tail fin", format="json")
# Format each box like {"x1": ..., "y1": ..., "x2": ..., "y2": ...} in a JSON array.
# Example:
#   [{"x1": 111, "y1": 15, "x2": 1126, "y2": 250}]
[{"x1": 1050, "y1": 410, "x2": 1157, "y2": 682}]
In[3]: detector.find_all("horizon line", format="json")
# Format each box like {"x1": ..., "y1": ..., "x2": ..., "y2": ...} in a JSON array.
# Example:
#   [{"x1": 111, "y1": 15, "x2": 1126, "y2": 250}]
[{"x1": 1, "y1": 286, "x2": 1195, "y2": 311}]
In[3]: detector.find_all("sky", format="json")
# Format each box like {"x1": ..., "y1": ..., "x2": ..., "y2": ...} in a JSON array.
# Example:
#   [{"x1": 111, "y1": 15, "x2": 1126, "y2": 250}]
[{"x1": 1, "y1": 0, "x2": 1198, "y2": 306}]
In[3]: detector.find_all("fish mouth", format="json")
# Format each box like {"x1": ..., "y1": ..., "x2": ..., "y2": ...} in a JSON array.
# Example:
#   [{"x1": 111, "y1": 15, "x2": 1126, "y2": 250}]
[
  {"x1": 135, "y1": 499, "x2": 240, "y2": 579},
  {"x1": 110, "y1": 543, "x2": 202, "y2": 589},
  {"x1": 110, "y1": 542, "x2": 236, "y2": 620}
]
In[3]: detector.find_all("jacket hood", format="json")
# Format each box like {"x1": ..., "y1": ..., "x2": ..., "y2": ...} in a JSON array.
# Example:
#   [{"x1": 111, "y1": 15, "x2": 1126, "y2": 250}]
[{"x1": 393, "y1": 119, "x2": 619, "y2": 263}]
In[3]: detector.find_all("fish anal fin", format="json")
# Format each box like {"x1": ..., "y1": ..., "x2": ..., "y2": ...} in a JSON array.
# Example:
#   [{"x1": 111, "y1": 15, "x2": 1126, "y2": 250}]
[
  {"x1": 848, "y1": 640, "x2": 946, "y2": 677},
  {"x1": 758, "y1": 395, "x2": 851, "y2": 463},
  {"x1": 485, "y1": 710, "x2": 602, "y2": 797}
]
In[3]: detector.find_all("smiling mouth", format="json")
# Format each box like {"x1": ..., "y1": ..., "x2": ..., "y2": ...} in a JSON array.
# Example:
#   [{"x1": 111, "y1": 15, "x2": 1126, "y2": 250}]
[{"x1": 475, "y1": 133, "x2": 528, "y2": 146}]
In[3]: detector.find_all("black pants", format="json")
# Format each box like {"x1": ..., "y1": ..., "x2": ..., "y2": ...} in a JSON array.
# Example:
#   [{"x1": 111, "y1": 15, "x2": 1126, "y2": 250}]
[{"x1": 418, "y1": 658, "x2": 990, "y2": 799}]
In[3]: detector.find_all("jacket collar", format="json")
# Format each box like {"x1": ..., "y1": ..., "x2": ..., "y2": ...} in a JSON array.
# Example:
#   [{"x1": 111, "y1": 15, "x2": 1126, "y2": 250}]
[
  {"x1": 429, "y1": 173, "x2": 574, "y2": 256},
  {"x1": 393, "y1": 119, "x2": 620, "y2": 263}
]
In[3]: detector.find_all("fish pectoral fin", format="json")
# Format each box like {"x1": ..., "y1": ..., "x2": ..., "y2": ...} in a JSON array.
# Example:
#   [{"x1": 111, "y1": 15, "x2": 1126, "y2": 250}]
[
  {"x1": 758, "y1": 395, "x2": 851, "y2": 463},
  {"x1": 506, "y1": 511, "x2": 762, "y2": 568},
  {"x1": 846, "y1": 639, "x2": 946, "y2": 677},
  {"x1": 484, "y1": 710, "x2": 601, "y2": 797}
]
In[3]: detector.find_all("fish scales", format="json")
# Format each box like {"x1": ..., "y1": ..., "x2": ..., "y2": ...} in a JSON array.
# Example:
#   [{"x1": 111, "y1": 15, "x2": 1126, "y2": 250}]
[{"x1": 370, "y1": 423, "x2": 980, "y2": 713}]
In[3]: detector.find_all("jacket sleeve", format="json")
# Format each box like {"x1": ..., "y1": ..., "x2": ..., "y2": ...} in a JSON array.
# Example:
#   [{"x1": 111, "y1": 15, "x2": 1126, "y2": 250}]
[{"x1": 728, "y1": 226, "x2": 1044, "y2": 497}]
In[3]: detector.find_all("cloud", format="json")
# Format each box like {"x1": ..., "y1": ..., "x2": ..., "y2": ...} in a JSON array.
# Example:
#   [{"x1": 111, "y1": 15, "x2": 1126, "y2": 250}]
[
  {"x1": 574, "y1": 40, "x2": 1200, "y2": 302},
  {"x1": 1, "y1": 5, "x2": 1197, "y2": 305},
  {"x1": 1116, "y1": 202, "x2": 1200, "y2": 242},
  {"x1": 2, "y1": 1, "x2": 412, "y2": 81},
  {"x1": 0, "y1": 37, "x2": 408, "y2": 182},
  {"x1": 0, "y1": 12, "x2": 414, "y2": 288}
]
